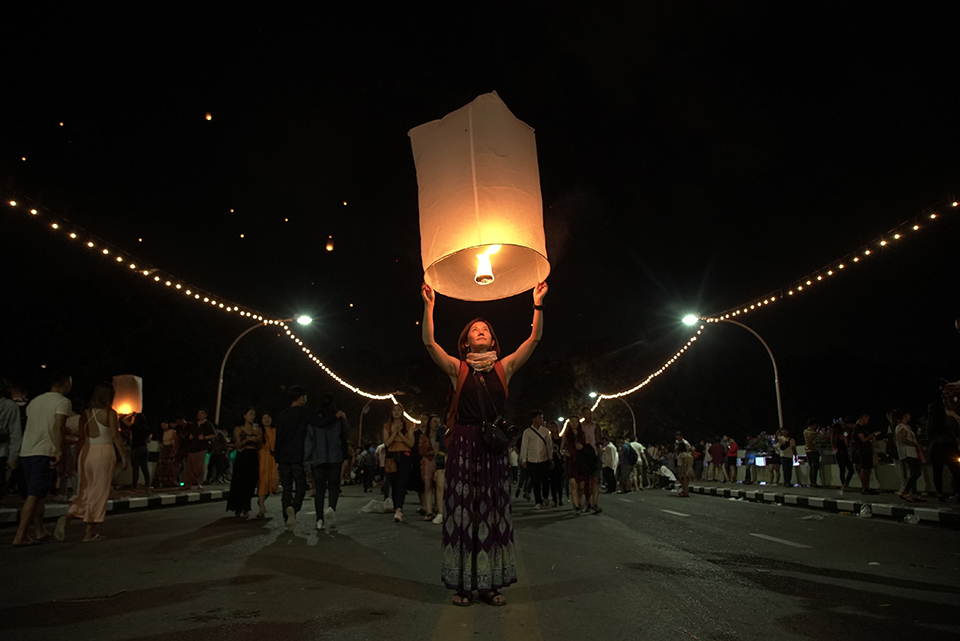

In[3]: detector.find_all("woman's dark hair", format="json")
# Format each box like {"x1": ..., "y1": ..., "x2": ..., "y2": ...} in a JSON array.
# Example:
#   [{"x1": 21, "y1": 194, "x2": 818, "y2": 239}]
[
  {"x1": 830, "y1": 422, "x2": 845, "y2": 448},
  {"x1": 890, "y1": 408, "x2": 909, "y2": 424},
  {"x1": 318, "y1": 393, "x2": 337, "y2": 418},
  {"x1": 87, "y1": 382, "x2": 115, "y2": 410},
  {"x1": 240, "y1": 406, "x2": 256, "y2": 425},
  {"x1": 457, "y1": 318, "x2": 501, "y2": 360},
  {"x1": 260, "y1": 411, "x2": 273, "y2": 426}
]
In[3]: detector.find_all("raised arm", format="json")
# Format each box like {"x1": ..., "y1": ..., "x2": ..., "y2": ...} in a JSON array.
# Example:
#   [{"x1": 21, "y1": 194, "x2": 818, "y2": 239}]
[
  {"x1": 422, "y1": 283, "x2": 459, "y2": 381},
  {"x1": 501, "y1": 281, "x2": 548, "y2": 382}
]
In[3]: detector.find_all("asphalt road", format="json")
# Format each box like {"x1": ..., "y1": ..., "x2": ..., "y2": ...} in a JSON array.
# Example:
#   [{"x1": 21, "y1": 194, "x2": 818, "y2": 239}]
[{"x1": 3, "y1": 485, "x2": 959, "y2": 641}]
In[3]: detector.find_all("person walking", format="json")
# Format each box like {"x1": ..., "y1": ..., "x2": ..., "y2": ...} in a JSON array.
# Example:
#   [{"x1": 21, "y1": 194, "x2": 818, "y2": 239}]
[
  {"x1": 564, "y1": 416, "x2": 588, "y2": 513},
  {"x1": 0, "y1": 378, "x2": 23, "y2": 501},
  {"x1": 183, "y1": 414, "x2": 215, "y2": 490},
  {"x1": 894, "y1": 409, "x2": 924, "y2": 502},
  {"x1": 579, "y1": 407, "x2": 603, "y2": 514},
  {"x1": 927, "y1": 399, "x2": 960, "y2": 501},
  {"x1": 802, "y1": 419, "x2": 825, "y2": 488},
  {"x1": 55, "y1": 382, "x2": 129, "y2": 542},
  {"x1": 778, "y1": 427, "x2": 797, "y2": 487},
  {"x1": 153, "y1": 421, "x2": 180, "y2": 488},
  {"x1": 226, "y1": 408, "x2": 261, "y2": 519},
  {"x1": 304, "y1": 394, "x2": 350, "y2": 533},
  {"x1": 549, "y1": 421, "x2": 566, "y2": 505},
  {"x1": 674, "y1": 431, "x2": 694, "y2": 497},
  {"x1": 431, "y1": 415, "x2": 447, "y2": 524},
  {"x1": 421, "y1": 279, "x2": 547, "y2": 607},
  {"x1": 383, "y1": 403, "x2": 415, "y2": 523},
  {"x1": 13, "y1": 373, "x2": 72, "y2": 546},
  {"x1": 126, "y1": 413, "x2": 152, "y2": 493},
  {"x1": 419, "y1": 414, "x2": 440, "y2": 520},
  {"x1": 256, "y1": 411, "x2": 279, "y2": 518},
  {"x1": 274, "y1": 386, "x2": 318, "y2": 530},
  {"x1": 519, "y1": 411, "x2": 553, "y2": 509}
]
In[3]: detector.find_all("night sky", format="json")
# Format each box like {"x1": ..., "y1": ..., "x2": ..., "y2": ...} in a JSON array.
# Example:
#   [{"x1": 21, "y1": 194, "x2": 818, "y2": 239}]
[{"x1": 3, "y1": 4, "x2": 959, "y2": 442}]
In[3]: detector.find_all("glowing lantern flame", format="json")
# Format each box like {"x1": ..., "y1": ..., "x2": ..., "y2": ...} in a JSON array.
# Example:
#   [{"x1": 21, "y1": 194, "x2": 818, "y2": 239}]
[
  {"x1": 112, "y1": 375, "x2": 143, "y2": 415},
  {"x1": 475, "y1": 245, "x2": 501, "y2": 285},
  {"x1": 205, "y1": 112, "x2": 212, "y2": 121},
  {"x1": 326, "y1": 235, "x2": 334, "y2": 252}
]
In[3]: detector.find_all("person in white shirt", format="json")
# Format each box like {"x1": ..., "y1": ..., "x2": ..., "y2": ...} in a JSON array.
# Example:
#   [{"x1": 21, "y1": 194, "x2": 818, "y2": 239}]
[
  {"x1": 519, "y1": 411, "x2": 554, "y2": 509},
  {"x1": 629, "y1": 439, "x2": 646, "y2": 490},
  {"x1": 601, "y1": 437, "x2": 618, "y2": 494},
  {"x1": 13, "y1": 373, "x2": 73, "y2": 546},
  {"x1": 893, "y1": 409, "x2": 923, "y2": 501}
]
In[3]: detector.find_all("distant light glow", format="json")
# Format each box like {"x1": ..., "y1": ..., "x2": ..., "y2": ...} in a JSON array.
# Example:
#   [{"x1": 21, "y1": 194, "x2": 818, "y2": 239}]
[{"x1": 296, "y1": 315, "x2": 313, "y2": 326}]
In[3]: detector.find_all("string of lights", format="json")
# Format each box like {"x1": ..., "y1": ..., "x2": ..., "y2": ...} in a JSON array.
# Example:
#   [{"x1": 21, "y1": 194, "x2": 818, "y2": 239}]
[
  {"x1": 586, "y1": 193, "x2": 957, "y2": 416},
  {"x1": 4, "y1": 192, "x2": 419, "y2": 422},
  {"x1": 589, "y1": 326, "x2": 705, "y2": 413},
  {"x1": 703, "y1": 195, "x2": 958, "y2": 323}
]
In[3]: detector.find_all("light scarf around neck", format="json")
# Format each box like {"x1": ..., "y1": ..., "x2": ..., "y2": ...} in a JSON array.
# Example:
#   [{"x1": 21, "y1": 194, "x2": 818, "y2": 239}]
[{"x1": 466, "y1": 350, "x2": 498, "y2": 373}]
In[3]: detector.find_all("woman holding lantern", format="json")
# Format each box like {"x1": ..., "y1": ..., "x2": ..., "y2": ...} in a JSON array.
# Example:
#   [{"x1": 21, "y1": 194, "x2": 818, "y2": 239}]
[{"x1": 421, "y1": 279, "x2": 547, "y2": 607}]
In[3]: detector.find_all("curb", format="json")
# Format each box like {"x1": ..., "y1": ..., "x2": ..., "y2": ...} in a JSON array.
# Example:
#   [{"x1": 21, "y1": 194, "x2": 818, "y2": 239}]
[
  {"x1": 0, "y1": 489, "x2": 230, "y2": 526},
  {"x1": 689, "y1": 484, "x2": 960, "y2": 527}
]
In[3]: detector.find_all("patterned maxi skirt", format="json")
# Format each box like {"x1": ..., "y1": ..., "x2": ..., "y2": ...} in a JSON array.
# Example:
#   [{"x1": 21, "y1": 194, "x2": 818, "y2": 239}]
[
  {"x1": 441, "y1": 423, "x2": 518, "y2": 591},
  {"x1": 154, "y1": 443, "x2": 179, "y2": 488}
]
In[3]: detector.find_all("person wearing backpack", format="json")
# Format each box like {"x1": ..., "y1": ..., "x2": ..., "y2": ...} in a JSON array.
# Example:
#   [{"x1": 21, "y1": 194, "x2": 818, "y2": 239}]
[{"x1": 519, "y1": 411, "x2": 553, "y2": 510}]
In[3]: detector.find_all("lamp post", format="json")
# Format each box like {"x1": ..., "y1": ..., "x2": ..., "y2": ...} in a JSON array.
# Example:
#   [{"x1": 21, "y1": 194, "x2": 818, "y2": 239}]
[
  {"x1": 214, "y1": 315, "x2": 313, "y2": 426},
  {"x1": 357, "y1": 392, "x2": 405, "y2": 448},
  {"x1": 683, "y1": 314, "x2": 784, "y2": 430},
  {"x1": 590, "y1": 392, "x2": 636, "y2": 440}
]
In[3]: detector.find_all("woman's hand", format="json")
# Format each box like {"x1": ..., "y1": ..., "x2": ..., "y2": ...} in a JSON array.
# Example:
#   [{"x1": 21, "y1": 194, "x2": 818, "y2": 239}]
[
  {"x1": 422, "y1": 282, "x2": 435, "y2": 306},
  {"x1": 121, "y1": 458, "x2": 129, "y2": 471},
  {"x1": 533, "y1": 281, "x2": 548, "y2": 306}
]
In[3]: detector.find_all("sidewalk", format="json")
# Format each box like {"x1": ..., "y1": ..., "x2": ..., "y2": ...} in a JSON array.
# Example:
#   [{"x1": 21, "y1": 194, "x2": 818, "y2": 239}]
[
  {"x1": 0, "y1": 484, "x2": 231, "y2": 526},
  {"x1": 689, "y1": 480, "x2": 960, "y2": 526}
]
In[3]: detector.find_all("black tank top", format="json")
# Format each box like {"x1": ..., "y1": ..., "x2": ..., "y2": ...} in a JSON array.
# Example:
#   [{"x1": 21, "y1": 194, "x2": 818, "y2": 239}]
[{"x1": 455, "y1": 368, "x2": 506, "y2": 425}]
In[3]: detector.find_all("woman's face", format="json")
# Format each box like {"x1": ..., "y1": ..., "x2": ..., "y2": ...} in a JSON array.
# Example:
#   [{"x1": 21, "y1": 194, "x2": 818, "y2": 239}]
[
  {"x1": 429, "y1": 416, "x2": 441, "y2": 431},
  {"x1": 391, "y1": 404, "x2": 403, "y2": 419},
  {"x1": 261, "y1": 414, "x2": 272, "y2": 427},
  {"x1": 419, "y1": 413, "x2": 429, "y2": 425},
  {"x1": 466, "y1": 322, "x2": 494, "y2": 353},
  {"x1": 902, "y1": 412, "x2": 911, "y2": 424},
  {"x1": 244, "y1": 409, "x2": 256, "y2": 423}
]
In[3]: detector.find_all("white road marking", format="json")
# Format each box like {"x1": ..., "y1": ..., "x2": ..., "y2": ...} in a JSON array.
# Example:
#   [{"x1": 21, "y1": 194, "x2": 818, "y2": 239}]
[
  {"x1": 618, "y1": 498, "x2": 633, "y2": 503},
  {"x1": 661, "y1": 509, "x2": 690, "y2": 517},
  {"x1": 749, "y1": 533, "x2": 811, "y2": 548}
]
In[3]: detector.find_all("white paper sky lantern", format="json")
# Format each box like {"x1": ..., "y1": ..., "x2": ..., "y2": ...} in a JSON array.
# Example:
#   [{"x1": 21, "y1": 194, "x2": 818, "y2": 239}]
[
  {"x1": 112, "y1": 375, "x2": 143, "y2": 415},
  {"x1": 409, "y1": 92, "x2": 550, "y2": 301}
]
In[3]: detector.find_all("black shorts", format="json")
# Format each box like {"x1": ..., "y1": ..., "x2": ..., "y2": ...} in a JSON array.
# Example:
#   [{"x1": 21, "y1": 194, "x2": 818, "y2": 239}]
[
  {"x1": 726, "y1": 456, "x2": 737, "y2": 467},
  {"x1": 20, "y1": 455, "x2": 56, "y2": 498}
]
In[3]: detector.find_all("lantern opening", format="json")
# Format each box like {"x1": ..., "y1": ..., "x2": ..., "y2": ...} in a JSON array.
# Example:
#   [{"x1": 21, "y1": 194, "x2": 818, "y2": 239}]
[
  {"x1": 118, "y1": 404, "x2": 133, "y2": 415},
  {"x1": 475, "y1": 245, "x2": 501, "y2": 285}
]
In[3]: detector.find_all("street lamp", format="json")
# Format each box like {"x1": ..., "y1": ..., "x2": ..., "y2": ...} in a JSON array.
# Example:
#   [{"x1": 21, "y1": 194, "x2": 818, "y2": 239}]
[
  {"x1": 214, "y1": 315, "x2": 313, "y2": 425},
  {"x1": 591, "y1": 392, "x2": 636, "y2": 440},
  {"x1": 357, "y1": 392, "x2": 405, "y2": 447},
  {"x1": 683, "y1": 314, "x2": 783, "y2": 430}
]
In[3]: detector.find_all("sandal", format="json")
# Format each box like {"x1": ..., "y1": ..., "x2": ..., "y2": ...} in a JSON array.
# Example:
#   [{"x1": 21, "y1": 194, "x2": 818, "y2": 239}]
[
  {"x1": 478, "y1": 590, "x2": 506, "y2": 606},
  {"x1": 452, "y1": 591, "x2": 473, "y2": 607},
  {"x1": 423, "y1": 512, "x2": 436, "y2": 522},
  {"x1": 82, "y1": 533, "x2": 106, "y2": 542}
]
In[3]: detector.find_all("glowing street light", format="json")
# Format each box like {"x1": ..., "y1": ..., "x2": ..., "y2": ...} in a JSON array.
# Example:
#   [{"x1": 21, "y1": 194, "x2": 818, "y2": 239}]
[
  {"x1": 682, "y1": 314, "x2": 699, "y2": 326},
  {"x1": 296, "y1": 315, "x2": 313, "y2": 326}
]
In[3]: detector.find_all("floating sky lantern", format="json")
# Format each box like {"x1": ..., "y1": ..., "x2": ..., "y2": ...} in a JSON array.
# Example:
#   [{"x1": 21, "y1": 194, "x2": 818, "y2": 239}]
[
  {"x1": 409, "y1": 91, "x2": 549, "y2": 301},
  {"x1": 205, "y1": 112, "x2": 212, "y2": 121},
  {"x1": 326, "y1": 235, "x2": 334, "y2": 252},
  {"x1": 112, "y1": 375, "x2": 143, "y2": 415}
]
